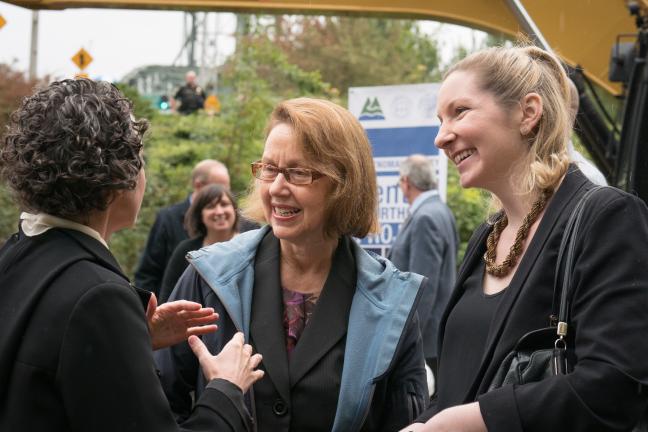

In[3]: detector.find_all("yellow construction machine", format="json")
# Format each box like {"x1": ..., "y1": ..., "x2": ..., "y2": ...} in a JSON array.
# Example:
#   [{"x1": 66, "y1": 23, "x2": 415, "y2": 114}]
[{"x1": 5, "y1": 0, "x2": 648, "y2": 201}]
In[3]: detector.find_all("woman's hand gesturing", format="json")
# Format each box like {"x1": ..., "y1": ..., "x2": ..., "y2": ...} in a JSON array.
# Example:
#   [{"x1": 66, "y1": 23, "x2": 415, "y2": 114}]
[
  {"x1": 146, "y1": 294, "x2": 219, "y2": 350},
  {"x1": 189, "y1": 332, "x2": 264, "y2": 393}
]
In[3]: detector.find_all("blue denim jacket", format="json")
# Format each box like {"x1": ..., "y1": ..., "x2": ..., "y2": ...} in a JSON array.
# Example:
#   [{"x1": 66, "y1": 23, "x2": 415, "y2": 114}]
[{"x1": 160, "y1": 226, "x2": 427, "y2": 431}]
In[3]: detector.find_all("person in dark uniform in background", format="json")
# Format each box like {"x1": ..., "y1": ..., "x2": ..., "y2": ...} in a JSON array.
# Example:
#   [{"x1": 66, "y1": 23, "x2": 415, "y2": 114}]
[{"x1": 173, "y1": 70, "x2": 206, "y2": 115}]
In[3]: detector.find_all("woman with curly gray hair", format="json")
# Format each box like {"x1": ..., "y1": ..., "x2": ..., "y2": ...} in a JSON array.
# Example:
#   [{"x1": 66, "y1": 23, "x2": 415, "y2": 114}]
[{"x1": 0, "y1": 79, "x2": 263, "y2": 431}]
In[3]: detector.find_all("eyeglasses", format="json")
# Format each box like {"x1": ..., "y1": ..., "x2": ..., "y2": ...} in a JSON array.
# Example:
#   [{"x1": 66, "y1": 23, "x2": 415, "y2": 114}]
[{"x1": 251, "y1": 161, "x2": 324, "y2": 185}]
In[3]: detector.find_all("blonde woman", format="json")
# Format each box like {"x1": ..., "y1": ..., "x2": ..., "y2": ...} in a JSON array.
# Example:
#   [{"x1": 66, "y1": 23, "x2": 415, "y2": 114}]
[{"x1": 404, "y1": 46, "x2": 648, "y2": 431}]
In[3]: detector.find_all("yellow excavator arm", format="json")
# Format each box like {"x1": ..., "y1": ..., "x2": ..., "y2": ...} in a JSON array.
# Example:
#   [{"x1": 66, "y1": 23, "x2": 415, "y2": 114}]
[{"x1": 4, "y1": 0, "x2": 637, "y2": 96}]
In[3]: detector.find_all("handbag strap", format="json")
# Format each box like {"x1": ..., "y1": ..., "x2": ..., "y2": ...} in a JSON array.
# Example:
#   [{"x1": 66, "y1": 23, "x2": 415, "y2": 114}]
[{"x1": 550, "y1": 185, "x2": 606, "y2": 339}]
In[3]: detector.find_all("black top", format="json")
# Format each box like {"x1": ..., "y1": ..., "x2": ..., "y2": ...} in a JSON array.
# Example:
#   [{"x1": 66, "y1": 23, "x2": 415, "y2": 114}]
[
  {"x1": 135, "y1": 197, "x2": 191, "y2": 297},
  {"x1": 418, "y1": 167, "x2": 648, "y2": 431},
  {"x1": 249, "y1": 232, "x2": 356, "y2": 431},
  {"x1": 159, "y1": 236, "x2": 205, "y2": 303},
  {"x1": 156, "y1": 229, "x2": 428, "y2": 431},
  {"x1": 174, "y1": 84, "x2": 206, "y2": 114},
  {"x1": 437, "y1": 260, "x2": 505, "y2": 408},
  {"x1": 0, "y1": 228, "x2": 250, "y2": 431}
]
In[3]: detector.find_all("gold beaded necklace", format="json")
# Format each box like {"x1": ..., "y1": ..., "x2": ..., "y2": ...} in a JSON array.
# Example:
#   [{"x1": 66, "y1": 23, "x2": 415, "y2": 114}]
[{"x1": 484, "y1": 189, "x2": 551, "y2": 278}]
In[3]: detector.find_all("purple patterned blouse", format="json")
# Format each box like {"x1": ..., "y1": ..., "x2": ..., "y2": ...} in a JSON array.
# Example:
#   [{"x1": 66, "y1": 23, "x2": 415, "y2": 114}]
[{"x1": 282, "y1": 287, "x2": 320, "y2": 357}]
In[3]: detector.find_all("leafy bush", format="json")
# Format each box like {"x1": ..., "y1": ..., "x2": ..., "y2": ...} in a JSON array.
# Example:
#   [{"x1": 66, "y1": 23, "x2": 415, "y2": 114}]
[
  {"x1": 111, "y1": 112, "x2": 266, "y2": 276},
  {"x1": 445, "y1": 164, "x2": 490, "y2": 260}
]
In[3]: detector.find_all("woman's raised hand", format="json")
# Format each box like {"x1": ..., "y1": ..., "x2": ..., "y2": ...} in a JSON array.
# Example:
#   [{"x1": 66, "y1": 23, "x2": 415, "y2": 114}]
[
  {"x1": 189, "y1": 332, "x2": 264, "y2": 393},
  {"x1": 146, "y1": 294, "x2": 219, "y2": 350}
]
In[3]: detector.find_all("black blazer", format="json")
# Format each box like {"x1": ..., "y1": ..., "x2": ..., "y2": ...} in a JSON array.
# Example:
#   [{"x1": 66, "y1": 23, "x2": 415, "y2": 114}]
[
  {"x1": 425, "y1": 167, "x2": 648, "y2": 431},
  {"x1": 387, "y1": 193, "x2": 459, "y2": 360},
  {"x1": 250, "y1": 234, "x2": 425, "y2": 431},
  {"x1": 0, "y1": 227, "x2": 249, "y2": 431},
  {"x1": 135, "y1": 197, "x2": 192, "y2": 296},
  {"x1": 249, "y1": 232, "x2": 356, "y2": 430},
  {"x1": 160, "y1": 236, "x2": 205, "y2": 303},
  {"x1": 157, "y1": 232, "x2": 427, "y2": 431}
]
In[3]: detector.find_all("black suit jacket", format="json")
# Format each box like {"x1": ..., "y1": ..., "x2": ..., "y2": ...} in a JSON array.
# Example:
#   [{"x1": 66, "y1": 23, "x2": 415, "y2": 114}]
[
  {"x1": 136, "y1": 197, "x2": 191, "y2": 296},
  {"x1": 423, "y1": 167, "x2": 648, "y2": 431},
  {"x1": 0, "y1": 227, "x2": 249, "y2": 431},
  {"x1": 249, "y1": 232, "x2": 356, "y2": 430},
  {"x1": 388, "y1": 193, "x2": 459, "y2": 360},
  {"x1": 157, "y1": 232, "x2": 427, "y2": 431},
  {"x1": 160, "y1": 236, "x2": 206, "y2": 303},
  {"x1": 252, "y1": 235, "x2": 425, "y2": 431}
]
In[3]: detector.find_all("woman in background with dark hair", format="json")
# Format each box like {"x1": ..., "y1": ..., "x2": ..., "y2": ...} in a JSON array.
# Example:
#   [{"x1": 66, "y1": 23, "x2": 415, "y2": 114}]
[
  {"x1": 160, "y1": 185, "x2": 240, "y2": 303},
  {"x1": 0, "y1": 79, "x2": 263, "y2": 431}
]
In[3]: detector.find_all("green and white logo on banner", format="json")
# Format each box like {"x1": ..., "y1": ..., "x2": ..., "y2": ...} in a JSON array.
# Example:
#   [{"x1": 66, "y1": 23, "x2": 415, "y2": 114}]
[{"x1": 359, "y1": 97, "x2": 385, "y2": 120}]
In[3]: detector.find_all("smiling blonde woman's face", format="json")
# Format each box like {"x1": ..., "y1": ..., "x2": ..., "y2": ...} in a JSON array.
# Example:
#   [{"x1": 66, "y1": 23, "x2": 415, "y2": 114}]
[{"x1": 435, "y1": 70, "x2": 527, "y2": 193}]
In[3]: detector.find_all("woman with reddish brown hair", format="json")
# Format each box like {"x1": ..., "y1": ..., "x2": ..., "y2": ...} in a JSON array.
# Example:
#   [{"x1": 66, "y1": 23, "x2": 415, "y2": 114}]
[{"x1": 157, "y1": 97, "x2": 429, "y2": 431}]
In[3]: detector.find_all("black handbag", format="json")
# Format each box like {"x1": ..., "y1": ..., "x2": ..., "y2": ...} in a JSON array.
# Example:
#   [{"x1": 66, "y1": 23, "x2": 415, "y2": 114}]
[{"x1": 487, "y1": 186, "x2": 604, "y2": 391}]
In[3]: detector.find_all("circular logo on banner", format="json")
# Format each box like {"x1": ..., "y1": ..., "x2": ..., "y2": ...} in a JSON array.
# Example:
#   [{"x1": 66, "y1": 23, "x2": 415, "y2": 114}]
[
  {"x1": 418, "y1": 93, "x2": 437, "y2": 119},
  {"x1": 391, "y1": 96, "x2": 411, "y2": 118}
]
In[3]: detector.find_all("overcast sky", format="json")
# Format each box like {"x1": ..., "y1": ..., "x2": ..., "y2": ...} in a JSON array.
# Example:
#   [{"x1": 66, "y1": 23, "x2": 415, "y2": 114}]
[{"x1": 0, "y1": 3, "x2": 482, "y2": 83}]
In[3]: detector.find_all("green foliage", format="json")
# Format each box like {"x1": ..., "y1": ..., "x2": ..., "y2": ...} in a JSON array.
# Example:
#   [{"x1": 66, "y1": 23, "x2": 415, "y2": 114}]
[
  {"x1": 0, "y1": 184, "x2": 20, "y2": 247},
  {"x1": 448, "y1": 44, "x2": 471, "y2": 65},
  {"x1": 446, "y1": 164, "x2": 490, "y2": 260},
  {"x1": 221, "y1": 35, "x2": 335, "y2": 99},
  {"x1": 256, "y1": 16, "x2": 441, "y2": 100},
  {"x1": 115, "y1": 83, "x2": 156, "y2": 120},
  {"x1": 482, "y1": 32, "x2": 512, "y2": 48}
]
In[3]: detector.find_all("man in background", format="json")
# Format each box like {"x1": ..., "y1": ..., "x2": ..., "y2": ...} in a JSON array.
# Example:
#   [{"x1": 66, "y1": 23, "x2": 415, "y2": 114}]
[
  {"x1": 388, "y1": 154, "x2": 459, "y2": 389},
  {"x1": 173, "y1": 71, "x2": 206, "y2": 115},
  {"x1": 135, "y1": 159, "x2": 230, "y2": 296}
]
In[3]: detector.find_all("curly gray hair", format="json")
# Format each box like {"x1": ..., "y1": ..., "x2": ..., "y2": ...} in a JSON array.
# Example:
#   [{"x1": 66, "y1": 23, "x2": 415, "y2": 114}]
[{"x1": 0, "y1": 79, "x2": 148, "y2": 219}]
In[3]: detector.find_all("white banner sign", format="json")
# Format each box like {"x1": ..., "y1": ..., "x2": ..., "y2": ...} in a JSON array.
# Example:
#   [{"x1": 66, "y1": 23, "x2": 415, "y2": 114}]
[{"x1": 349, "y1": 83, "x2": 446, "y2": 255}]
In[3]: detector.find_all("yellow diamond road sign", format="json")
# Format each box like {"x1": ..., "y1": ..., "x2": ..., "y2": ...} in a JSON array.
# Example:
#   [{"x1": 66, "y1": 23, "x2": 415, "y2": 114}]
[
  {"x1": 72, "y1": 48, "x2": 93, "y2": 70},
  {"x1": 0, "y1": 14, "x2": 6, "y2": 30}
]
